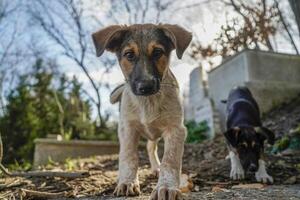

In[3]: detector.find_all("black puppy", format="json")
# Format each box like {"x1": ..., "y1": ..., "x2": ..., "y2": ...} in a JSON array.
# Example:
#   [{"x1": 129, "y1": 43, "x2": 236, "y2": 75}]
[{"x1": 223, "y1": 86, "x2": 275, "y2": 183}]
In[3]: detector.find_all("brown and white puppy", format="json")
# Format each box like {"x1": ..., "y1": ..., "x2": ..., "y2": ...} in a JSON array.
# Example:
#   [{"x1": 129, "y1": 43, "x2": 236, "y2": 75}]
[
  {"x1": 223, "y1": 86, "x2": 275, "y2": 183},
  {"x1": 92, "y1": 24, "x2": 192, "y2": 199}
]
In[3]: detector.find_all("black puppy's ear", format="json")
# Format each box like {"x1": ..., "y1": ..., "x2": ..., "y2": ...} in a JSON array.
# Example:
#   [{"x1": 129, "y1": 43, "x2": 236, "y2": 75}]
[
  {"x1": 255, "y1": 127, "x2": 275, "y2": 145},
  {"x1": 223, "y1": 127, "x2": 240, "y2": 147},
  {"x1": 159, "y1": 24, "x2": 192, "y2": 59},
  {"x1": 92, "y1": 25, "x2": 128, "y2": 57}
]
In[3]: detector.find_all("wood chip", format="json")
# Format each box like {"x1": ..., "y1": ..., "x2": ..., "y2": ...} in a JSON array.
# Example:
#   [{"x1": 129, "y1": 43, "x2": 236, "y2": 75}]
[
  {"x1": 212, "y1": 186, "x2": 230, "y2": 192},
  {"x1": 231, "y1": 183, "x2": 265, "y2": 189}
]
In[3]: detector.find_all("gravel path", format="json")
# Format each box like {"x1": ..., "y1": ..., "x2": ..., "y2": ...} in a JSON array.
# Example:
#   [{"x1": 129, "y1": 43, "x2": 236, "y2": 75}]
[{"x1": 58, "y1": 185, "x2": 300, "y2": 200}]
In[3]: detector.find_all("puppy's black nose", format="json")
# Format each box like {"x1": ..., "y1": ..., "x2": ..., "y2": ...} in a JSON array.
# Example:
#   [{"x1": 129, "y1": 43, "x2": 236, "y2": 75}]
[
  {"x1": 248, "y1": 164, "x2": 258, "y2": 172},
  {"x1": 136, "y1": 80, "x2": 157, "y2": 95}
]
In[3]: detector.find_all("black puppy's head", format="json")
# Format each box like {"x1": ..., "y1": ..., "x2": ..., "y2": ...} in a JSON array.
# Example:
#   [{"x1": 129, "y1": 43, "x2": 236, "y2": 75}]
[
  {"x1": 224, "y1": 127, "x2": 275, "y2": 172},
  {"x1": 92, "y1": 24, "x2": 192, "y2": 96}
]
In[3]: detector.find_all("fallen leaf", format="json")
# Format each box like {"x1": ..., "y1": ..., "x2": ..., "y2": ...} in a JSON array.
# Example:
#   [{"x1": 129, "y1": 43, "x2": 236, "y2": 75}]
[{"x1": 180, "y1": 174, "x2": 193, "y2": 193}]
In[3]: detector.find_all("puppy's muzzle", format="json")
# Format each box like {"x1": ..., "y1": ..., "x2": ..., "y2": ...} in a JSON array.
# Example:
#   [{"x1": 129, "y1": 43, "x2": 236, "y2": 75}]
[
  {"x1": 134, "y1": 79, "x2": 160, "y2": 96},
  {"x1": 248, "y1": 163, "x2": 258, "y2": 172}
]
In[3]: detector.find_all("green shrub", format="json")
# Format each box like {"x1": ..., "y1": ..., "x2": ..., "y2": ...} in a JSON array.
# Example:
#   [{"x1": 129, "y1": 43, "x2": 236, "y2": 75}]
[
  {"x1": 288, "y1": 124, "x2": 300, "y2": 150},
  {"x1": 271, "y1": 125, "x2": 300, "y2": 153},
  {"x1": 0, "y1": 59, "x2": 96, "y2": 164},
  {"x1": 185, "y1": 120, "x2": 209, "y2": 143},
  {"x1": 271, "y1": 136, "x2": 290, "y2": 153}
]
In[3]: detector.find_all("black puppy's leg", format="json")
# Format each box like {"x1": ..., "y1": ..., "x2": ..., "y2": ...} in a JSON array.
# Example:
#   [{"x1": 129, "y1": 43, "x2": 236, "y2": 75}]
[
  {"x1": 229, "y1": 151, "x2": 245, "y2": 180},
  {"x1": 255, "y1": 159, "x2": 273, "y2": 183}
]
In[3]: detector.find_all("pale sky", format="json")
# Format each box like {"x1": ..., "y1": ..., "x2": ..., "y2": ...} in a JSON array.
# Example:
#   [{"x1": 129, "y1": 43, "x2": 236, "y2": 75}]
[
  {"x1": 63, "y1": 0, "x2": 299, "y2": 119},
  {"x1": 2, "y1": 0, "x2": 298, "y2": 120}
]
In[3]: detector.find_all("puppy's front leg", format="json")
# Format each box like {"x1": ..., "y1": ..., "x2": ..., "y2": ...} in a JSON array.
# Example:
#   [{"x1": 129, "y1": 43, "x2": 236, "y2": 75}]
[
  {"x1": 229, "y1": 151, "x2": 245, "y2": 180},
  {"x1": 114, "y1": 121, "x2": 140, "y2": 197},
  {"x1": 150, "y1": 125, "x2": 186, "y2": 200},
  {"x1": 255, "y1": 159, "x2": 273, "y2": 183}
]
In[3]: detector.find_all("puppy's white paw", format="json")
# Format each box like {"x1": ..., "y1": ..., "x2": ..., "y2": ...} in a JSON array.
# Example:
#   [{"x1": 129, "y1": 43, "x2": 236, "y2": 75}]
[
  {"x1": 255, "y1": 159, "x2": 273, "y2": 184},
  {"x1": 150, "y1": 186, "x2": 182, "y2": 200},
  {"x1": 255, "y1": 171, "x2": 273, "y2": 184},
  {"x1": 229, "y1": 151, "x2": 244, "y2": 180},
  {"x1": 230, "y1": 166, "x2": 245, "y2": 180},
  {"x1": 113, "y1": 182, "x2": 140, "y2": 197}
]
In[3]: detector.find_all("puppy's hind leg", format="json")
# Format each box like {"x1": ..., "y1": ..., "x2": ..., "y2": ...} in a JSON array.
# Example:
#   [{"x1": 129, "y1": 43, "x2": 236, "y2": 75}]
[
  {"x1": 114, "y1": 121, "x2": 141, "y2": 197},
  {"x1": 147, "y1": 140, "x2": 160, "y2": 177}
]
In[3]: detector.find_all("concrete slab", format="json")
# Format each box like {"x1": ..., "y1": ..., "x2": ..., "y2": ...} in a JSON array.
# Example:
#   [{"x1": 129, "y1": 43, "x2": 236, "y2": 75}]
[
  {"x1": 185, "y1": 67, "x2": 219, "y2": 138},
  {"x1": 208, "y1": 50, "x2": 300, "y2": 130},
  {"x1": 33, "y1": 139, "x2": 119, "y2": 168}
]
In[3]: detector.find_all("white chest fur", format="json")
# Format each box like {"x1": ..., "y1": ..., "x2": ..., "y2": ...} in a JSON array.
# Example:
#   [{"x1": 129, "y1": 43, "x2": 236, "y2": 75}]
[{"x1": 120, "y1": 84, "x2": 182, "y2": 140}]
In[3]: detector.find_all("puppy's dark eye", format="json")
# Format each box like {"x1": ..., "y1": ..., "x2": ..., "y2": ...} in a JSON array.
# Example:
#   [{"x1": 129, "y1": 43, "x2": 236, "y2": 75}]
[
  {"x1": 124, "y1": 51, "x2": 135, "y2": 61},
  {"x1": 152, "y1": 48, "x2": 164, "y2": 59}
]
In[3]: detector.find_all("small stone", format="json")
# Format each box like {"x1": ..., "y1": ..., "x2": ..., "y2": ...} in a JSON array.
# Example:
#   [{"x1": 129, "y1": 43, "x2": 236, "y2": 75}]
[
  {"x1": 204, "y1": 151, "x2": 214, "y2": 160},
  {"x1": 283, "y1": 176, "x2": 297, "y2": 184},
  {"x1": 281, "y1": 149, "x2": 300, "y2": 156}
]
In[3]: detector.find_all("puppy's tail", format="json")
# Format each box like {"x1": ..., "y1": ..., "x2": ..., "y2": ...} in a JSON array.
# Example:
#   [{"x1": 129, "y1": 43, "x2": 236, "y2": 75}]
[{"x1": 110, "y1": 84, "x2": 125, "y2": 104}]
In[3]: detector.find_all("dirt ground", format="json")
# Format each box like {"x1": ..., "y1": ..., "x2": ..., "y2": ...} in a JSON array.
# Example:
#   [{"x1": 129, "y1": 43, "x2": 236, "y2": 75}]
[
  {"x1": 263, "y1": 94, "x2": 300, "y2": 138},
  {"x1": 1, "y1": 95, "x2": 300, "y2": 199},
  {"x1": 1, "y1": 134, "x2": 300, "y2": 199},
  {"x1": 58, "y1": 185, "x2": 300, "y2": 200}
]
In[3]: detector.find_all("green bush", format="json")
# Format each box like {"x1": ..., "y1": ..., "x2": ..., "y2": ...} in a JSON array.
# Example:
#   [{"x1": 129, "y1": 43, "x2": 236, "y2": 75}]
[
  {"x1": 0, "y1": 59, "x2": 96, "y2": 164},
  {"x1": 185, "y1": 120, "x2": 209, "y2": 143},
  {"x1": 288, "y1": 125, "x2": 300, "y2": 150},
  {"x1": 271, "y1": 136, "x2": 290, "y2": 153},
  {"x1": 271, "y1": 124, "x2": 300, "y2": 153}
]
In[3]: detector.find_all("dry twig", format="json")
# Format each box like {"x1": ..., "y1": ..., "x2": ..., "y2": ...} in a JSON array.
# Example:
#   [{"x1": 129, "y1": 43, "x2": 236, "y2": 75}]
[
  {"x1": 19, "y1": 188, "x2": 67, "y2": 199},
  {"x1": 0, "y1": 163, "x2": 90, "y2": 178}
]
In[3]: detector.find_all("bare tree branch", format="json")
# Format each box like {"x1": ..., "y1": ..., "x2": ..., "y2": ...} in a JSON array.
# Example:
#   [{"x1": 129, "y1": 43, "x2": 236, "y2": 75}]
[
  {"x1": 123, "y1": 0, "x2": 132, "y2": 24},
  {"x1": 275, "y1": 0, "x2": 299, "y2": 54},
  {"x1": 29, "y1": 0, "x2": 106, "y2": 126}
]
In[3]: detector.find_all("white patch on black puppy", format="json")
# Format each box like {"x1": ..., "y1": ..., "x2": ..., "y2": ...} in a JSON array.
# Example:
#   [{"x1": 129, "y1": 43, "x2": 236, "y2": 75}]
[
  {"x1": 255, "y1": 159, "x2": 273, "y2": 183},
  {"x1": 229, "y1": 151, "x2": 245, "y2": 180}
]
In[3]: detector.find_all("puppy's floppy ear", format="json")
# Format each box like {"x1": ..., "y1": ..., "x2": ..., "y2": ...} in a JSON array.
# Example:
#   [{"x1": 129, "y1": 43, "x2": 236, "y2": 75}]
[
  {"x1": 223, "y1": 127, "x2": 240, "y2": 147},
  {"x1": 255, "y1": 127, "x2": 275, "y2": 145},
  {"x1": 160, "y1": 24, "x2": 192, "y2": 59},
  {"x1": 92, "y1": 25, "x2": 128, "y2": 57}
]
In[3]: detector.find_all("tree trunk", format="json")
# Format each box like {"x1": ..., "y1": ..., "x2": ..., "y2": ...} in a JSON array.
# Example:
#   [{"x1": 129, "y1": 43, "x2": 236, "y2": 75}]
[{"x1": 289, "y1": 0, "x2": 300, "y2": 39}]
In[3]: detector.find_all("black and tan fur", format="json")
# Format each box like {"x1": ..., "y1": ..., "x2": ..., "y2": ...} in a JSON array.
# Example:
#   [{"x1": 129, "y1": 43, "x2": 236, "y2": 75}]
[{"x1": 223, "y1": 86, "x2": 275, "y2": 183}]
